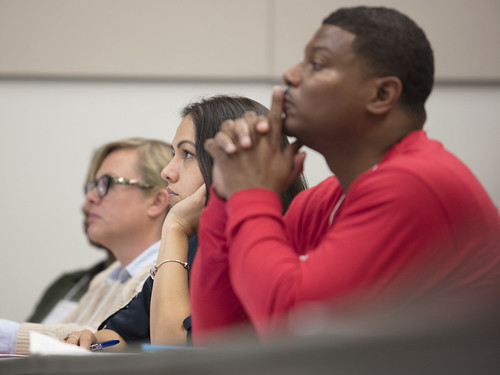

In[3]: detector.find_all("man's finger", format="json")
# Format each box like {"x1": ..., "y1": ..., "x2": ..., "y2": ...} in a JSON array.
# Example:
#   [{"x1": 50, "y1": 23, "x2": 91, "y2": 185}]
[
  {"x1": 286, "y1": 140, "x2": 304, "y2": 157},
  {"x1": 212, "y1": 130, "x2": 237, "y2": 154},
  {"x1": 234, "y1": 116, "x2": 253, "y2": 149},
  {"x1": 255, "y1": 115, "x2": 270, "y2": 134},
  {"x1": 267, "y1": 86, "x2": 285, "y2": 143},
  {"x1": 282, "y1": 140, "x2": 305, "y2": 188},
  {"x1": 204, "y1": 138, "x2": 229, "y2": 160},
  {"x1": 284, "y1": 151, "x2": 306, "y2": 190}
]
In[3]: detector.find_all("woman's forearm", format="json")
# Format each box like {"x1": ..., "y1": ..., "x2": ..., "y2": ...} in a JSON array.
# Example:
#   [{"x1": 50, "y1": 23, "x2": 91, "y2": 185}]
[{"x1": 150, "y1": 223, "x2": 191, "y2": 345}]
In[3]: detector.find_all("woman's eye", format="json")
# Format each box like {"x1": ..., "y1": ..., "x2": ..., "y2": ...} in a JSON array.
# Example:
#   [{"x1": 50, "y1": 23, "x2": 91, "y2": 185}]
[{"x1": 183, "y1": 150, "x2": 194, "y2": 159}]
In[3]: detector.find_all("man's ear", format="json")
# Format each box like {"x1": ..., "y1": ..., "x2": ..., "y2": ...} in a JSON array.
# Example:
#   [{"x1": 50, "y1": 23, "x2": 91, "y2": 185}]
[
  {"x1": 147, "y1": 188, "x2": 169, "y2": 218},
  {"x1": 367, "y1": 76, "x2": 402, "y2": 115}
]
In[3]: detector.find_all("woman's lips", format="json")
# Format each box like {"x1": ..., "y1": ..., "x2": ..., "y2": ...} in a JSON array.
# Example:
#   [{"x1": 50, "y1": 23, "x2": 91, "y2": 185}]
[
  {"x1": 167, "y1": 188, "x2": 178, "y2": 199},
  {"x1": 86, "y1": 212, "x2": 100, "y2": 224}
]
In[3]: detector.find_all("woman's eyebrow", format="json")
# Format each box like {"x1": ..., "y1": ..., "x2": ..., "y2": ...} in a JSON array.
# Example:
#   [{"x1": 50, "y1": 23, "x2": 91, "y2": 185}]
[{"x1": 176, "y1": 140, "x2": 196, "y2": 148}]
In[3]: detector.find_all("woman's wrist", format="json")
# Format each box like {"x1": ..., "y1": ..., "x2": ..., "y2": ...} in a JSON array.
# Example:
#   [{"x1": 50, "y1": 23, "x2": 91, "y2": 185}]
[
  {"x1": 158, "y1": 225, "x2": 190, "y2": 260},
  {"x1": 162, "y1": 217, "x2": 192, "y2": 238}
]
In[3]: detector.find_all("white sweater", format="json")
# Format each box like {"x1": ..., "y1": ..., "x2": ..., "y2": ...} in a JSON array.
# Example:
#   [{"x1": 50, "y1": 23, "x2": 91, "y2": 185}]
[{"x1": 16, "y1": 258, "x2": 154, "y2": 354}]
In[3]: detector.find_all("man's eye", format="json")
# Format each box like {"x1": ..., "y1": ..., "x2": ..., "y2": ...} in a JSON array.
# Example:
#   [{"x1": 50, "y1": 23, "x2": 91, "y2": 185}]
[{"x1": 310, "y1": 61, "x2": 322, "y2": 71}]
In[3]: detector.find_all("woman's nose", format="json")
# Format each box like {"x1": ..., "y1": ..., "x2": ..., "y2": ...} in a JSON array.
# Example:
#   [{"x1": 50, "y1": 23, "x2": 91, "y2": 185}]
[
  {"x1": 161, "y1": 160, "x2": 178, "y2": 183},
  {"x1": 85, "y1": 185, "x2": 100, "y2": 203}
]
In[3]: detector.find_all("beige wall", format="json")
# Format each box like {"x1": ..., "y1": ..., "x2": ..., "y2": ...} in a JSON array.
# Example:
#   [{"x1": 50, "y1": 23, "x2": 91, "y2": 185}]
[{"x1": 0, "y1": 0, "x2": 499, "y2": 81}]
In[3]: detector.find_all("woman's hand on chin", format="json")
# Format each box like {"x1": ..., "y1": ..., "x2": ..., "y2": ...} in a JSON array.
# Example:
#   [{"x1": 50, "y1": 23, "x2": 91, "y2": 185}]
[{"x1": 163, "y1": 184, "x2": 206, "y2": 238}]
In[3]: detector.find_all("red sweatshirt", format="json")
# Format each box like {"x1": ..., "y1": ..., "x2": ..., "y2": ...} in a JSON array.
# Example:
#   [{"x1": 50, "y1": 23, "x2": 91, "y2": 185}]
[{"x1": 191, "y1": 130, "x2": 500, "y2": 343}]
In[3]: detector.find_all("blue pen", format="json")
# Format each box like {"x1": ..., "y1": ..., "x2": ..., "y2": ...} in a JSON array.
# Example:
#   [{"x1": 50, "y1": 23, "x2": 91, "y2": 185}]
[{"x1": 90, "y1": 339, "x2": 120, "y2": 351}]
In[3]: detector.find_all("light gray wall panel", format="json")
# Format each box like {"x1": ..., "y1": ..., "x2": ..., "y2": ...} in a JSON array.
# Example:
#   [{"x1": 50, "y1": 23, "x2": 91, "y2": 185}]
[
  {"x1": 0, "y1": 0, "x2": 270, "y2": 78},
  {"x1": 0, "y1": 0, "x2": 499, "y2": 80}
]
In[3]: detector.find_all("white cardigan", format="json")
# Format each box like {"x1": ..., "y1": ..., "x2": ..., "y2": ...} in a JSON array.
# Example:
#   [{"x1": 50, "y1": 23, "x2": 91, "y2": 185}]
[{"x1": 16, "y1": 256, "x2": 155, "y2": 354}]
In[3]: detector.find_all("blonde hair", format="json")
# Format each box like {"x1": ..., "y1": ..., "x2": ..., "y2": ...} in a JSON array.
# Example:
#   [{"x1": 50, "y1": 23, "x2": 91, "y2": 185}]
[{"x1": 85, "y1": 137, "x2": 172, "y2": 192}]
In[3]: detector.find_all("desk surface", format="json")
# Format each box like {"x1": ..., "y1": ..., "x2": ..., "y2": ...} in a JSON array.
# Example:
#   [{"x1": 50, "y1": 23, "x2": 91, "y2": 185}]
[{"x1": 1, "y1": 317, "x2": 499, "y2": 375}]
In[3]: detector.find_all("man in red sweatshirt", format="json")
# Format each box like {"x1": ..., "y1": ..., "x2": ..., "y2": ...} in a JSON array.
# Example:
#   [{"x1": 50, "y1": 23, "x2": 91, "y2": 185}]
[{"x1": 193, "y1": 6, "x2": 500, "y2": 343}]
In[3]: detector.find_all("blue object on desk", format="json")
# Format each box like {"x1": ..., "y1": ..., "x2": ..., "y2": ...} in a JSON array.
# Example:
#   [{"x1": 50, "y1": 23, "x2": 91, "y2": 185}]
[{"x1": 90, "y1": 340, "x2": 120, "y2": 351}]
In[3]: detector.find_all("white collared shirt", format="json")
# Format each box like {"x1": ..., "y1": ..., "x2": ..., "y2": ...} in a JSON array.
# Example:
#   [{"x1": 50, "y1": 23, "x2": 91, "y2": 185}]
[{"x1": 106, "y1": 241, "x2": 160, "y2": 283}]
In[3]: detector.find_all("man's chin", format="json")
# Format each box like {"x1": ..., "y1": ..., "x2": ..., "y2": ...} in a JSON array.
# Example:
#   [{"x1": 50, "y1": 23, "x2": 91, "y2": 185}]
[{"x1": 282, "y1": 118, "x2": 298, "y2": 138}]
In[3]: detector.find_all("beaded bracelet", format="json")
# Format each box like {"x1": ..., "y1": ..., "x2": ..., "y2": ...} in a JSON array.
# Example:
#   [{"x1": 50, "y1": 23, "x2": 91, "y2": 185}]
[{"x1": 150, "y1": 259, "x2": 190, "y2": 279}]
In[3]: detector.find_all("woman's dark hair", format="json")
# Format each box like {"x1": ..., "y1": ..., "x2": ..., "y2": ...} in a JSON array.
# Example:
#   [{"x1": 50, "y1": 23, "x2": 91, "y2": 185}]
[{"x1": 181, "y1": 95, "x2": 308, "y2": 211}]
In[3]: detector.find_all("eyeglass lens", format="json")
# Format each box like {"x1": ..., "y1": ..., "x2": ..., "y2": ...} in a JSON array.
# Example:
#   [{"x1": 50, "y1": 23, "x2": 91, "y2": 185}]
[
  {"x1": 85, "y1": 175, "x2": 111, "y2": 198},
  {"x1": 96, "y1": 175, "x2": 111, "y2": 198}
]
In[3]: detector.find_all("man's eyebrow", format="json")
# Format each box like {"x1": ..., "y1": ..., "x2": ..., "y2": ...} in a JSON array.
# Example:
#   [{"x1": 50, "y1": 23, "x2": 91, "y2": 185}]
[{"x1": 306, "y1": 45, "x2": 332, "y2": 54}]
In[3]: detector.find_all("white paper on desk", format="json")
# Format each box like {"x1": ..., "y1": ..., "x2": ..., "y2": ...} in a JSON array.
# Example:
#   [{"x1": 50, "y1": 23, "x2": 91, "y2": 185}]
[{"x1": 29, "y1": 331, "x2": 91, "y2": 355}]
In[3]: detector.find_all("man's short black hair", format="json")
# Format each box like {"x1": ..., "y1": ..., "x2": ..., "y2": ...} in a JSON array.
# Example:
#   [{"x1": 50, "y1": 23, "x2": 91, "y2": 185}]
[{"x1": 323, "y1": 6, "x2": 434, "y2": 117}]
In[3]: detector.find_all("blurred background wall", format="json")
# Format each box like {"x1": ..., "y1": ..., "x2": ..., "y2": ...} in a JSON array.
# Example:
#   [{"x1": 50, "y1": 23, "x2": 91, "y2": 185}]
[{"x1": 1, "y1": 0, "x2": 499, "y2": 322}]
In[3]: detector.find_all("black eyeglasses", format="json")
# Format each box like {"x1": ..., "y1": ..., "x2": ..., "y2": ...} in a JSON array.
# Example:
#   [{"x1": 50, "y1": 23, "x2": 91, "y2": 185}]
[{"x1": 85, "y1": 174, "x2": 153, "y2": 199}]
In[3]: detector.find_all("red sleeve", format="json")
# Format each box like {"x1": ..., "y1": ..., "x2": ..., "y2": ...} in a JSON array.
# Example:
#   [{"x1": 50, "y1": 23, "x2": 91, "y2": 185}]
[
  {"x1": 226, "y1": 172, "x2": 454, "y2": 337},
  {"x1": 190, "y1": 187, "x2": 252, "y2": 344}
]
